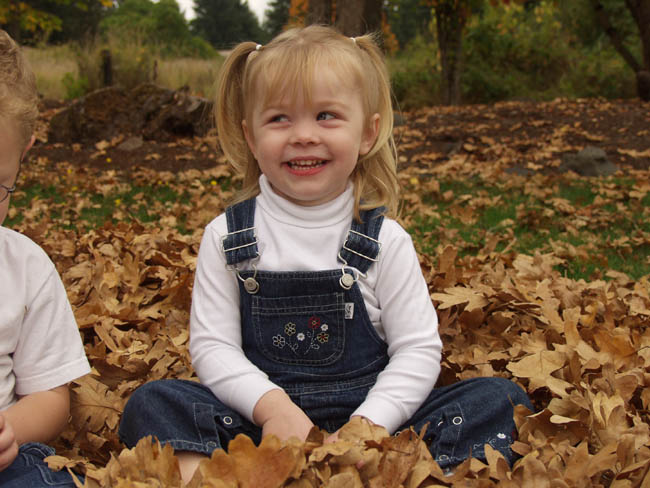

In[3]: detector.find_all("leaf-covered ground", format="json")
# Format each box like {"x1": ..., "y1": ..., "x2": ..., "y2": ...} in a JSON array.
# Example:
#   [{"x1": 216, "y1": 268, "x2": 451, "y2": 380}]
[{"x1": 11, "y1": 98, "x2": 650, "y2": 486}]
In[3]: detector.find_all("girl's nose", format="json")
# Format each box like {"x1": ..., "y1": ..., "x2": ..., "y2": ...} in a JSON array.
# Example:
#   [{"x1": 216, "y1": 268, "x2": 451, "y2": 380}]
[{"x1": 289, "y1": 120, "x2": 319, "y2": 145}]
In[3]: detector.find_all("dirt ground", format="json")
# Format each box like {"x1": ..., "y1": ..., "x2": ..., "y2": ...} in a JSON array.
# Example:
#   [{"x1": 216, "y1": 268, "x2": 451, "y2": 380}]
[{"x1": 32, "y1": 96, "x2": 650, "y2": 175}]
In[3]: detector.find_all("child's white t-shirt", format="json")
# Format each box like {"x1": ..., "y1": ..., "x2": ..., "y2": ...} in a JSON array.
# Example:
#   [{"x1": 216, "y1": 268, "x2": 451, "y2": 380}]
[
  {"x1": 191, "y1": 175, "x2": 442, "y2": 434},
  {"x1": 0, "y1": 226, "x2": 90, "y2": 411}
]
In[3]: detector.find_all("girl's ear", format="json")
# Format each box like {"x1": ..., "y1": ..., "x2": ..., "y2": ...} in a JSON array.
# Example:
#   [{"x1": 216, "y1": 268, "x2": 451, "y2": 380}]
[
  {"x1": 359, "y1": 113, "x2": 380, "y2": 156},
  {"x1": 242, "y1": 120, "x2": 257, "y2": 160}
]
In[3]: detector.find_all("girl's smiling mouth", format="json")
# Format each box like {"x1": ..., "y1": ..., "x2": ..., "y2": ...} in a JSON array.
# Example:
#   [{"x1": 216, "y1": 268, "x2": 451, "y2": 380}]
[{"x1": 285, "y1": 159, "x2": 328, "y2": 173}]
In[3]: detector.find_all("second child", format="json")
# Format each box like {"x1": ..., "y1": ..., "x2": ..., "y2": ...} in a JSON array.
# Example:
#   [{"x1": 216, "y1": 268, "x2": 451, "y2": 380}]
[{"x1": 0, "y1": 30, "x2": 91, "y2": 488}]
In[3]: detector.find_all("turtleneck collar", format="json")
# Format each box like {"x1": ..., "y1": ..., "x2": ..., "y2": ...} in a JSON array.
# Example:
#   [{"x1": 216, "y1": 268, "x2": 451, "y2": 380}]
[{"x1": 256, "y1": 174, "x2": 354, "y2": 228}]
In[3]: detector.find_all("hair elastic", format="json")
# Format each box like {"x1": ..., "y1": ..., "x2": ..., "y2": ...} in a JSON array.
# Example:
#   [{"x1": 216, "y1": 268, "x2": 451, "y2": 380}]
[
  {"x1": 350, "y1": 37, "x2": 356, "y2": 45},
  {"x1": 255, "y1": 44, "x2": 262, "y2": 51}
]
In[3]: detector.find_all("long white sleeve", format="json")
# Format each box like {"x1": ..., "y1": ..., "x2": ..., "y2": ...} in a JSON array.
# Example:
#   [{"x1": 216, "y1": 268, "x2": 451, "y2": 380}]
[
  {"x1": 350, "y1": 224, "x2": 441, "y2": 432},
  {"x1": 189, "y1": 225, "x2": 280, "y2": 422},
  {"x1": 189, "y1": 175, "x2": 442, "y2": 431}
]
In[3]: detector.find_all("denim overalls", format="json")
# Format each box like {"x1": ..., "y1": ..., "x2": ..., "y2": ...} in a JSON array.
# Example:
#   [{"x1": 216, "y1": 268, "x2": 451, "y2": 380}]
[
  {"x1": 119, "y1": 198, "x2": 533, "y2": 468},
  {"x1": 223, "y1": 198, "x2": 390, "y2": 433}
]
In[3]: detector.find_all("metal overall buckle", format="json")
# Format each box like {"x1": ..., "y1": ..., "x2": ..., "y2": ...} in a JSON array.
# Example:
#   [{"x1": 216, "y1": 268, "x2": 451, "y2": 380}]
[
  {"x1": 337, "y1": 229, "x2": 380, "y2": 290},
  {"x1": 222, "y1": 226, "x2": 260, "y2": 294}
]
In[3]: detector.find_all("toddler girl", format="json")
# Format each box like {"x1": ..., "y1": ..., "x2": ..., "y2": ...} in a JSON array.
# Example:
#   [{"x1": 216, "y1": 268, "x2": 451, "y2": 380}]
[{"x1": 119, "y1": 25, "x2": 532, "y2": 482}]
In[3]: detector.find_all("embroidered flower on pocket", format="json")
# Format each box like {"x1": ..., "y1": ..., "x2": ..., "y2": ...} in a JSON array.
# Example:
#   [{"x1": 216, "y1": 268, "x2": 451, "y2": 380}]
[
  {"x1": 272, "y1": 335, "x2": 286, "y2": 348},
  {"x1": 297, "y1": 333, "x2": 305, "y2": 341},
  {"x1": 317, "y1": 332, "x2": 329, "y2": 343},
  {"x1": 321, "y1": 324, "x2": 329, "y2": 332},
  {"x1": 284, "y1": 322, "x2": 296, "y2": 336},
  {"x1": 308, "y1": 316, "x2": 321, "y2": 329}
]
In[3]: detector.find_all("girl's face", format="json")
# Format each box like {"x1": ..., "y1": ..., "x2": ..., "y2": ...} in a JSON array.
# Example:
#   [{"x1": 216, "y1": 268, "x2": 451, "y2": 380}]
[{"x1": 243, "y1": 68, "x2": 379, "y2": 207}]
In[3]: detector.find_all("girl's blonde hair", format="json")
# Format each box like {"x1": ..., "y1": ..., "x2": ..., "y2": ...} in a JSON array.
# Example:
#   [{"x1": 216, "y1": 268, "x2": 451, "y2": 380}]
[
  {"x1": 0, "y1": 30, "x2": 38, "y2": 149},
  {"x1": 216, "y1": 25, "x2": 399, "y2": 219}
]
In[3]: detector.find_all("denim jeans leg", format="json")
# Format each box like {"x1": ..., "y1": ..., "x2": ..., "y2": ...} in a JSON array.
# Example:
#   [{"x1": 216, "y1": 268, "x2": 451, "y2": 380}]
[
  {"x1": 400, "y1": 377, "x2": 533, "y2": 469},
  {"x1": 0, "y1": 443, "x2": 83, "y2": 487},
  {"x1": 118, "y1": 379, "x2": 261, "y2": 455}
]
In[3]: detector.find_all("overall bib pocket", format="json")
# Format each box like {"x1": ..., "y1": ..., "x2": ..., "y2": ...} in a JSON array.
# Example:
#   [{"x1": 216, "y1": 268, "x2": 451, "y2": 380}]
[{"x1": 251, "y1": 292, "x2": 345, "y2": 365}]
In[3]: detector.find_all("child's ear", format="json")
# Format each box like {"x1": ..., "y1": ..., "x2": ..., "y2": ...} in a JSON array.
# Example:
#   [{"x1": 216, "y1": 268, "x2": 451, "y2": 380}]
[
  {"x1": 242, "y1": 120, "x2": 257, "y2": 160},
  {"x1": 359, "y1": 113, "x2": 380, "y2": 156},
  {"x1": 20, "y1": 135, "x2": 35, "y2": 161}
]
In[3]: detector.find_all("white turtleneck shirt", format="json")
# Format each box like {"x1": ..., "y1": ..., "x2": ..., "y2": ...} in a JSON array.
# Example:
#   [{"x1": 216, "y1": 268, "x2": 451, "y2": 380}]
[{"x1": 190, "y1": 175, "x2": 442, "y2": 433}]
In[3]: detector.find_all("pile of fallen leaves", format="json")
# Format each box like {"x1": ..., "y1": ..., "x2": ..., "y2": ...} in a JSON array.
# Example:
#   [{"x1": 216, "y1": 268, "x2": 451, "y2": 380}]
[
  {"x1": 12, "y1": 98, "x2": 650, "y2": 486},
  {"x1": 34, "y1": 217, "x2": 650, "y2": 487}
]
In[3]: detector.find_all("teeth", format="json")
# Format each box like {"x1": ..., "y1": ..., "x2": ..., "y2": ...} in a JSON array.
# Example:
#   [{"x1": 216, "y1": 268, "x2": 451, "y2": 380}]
[
  {"x1": 290, "y1": 160, "x2": 323, "y2": 167},
  {"x1": 288, "y1": 160, "x2": 325, "y2": 169}
]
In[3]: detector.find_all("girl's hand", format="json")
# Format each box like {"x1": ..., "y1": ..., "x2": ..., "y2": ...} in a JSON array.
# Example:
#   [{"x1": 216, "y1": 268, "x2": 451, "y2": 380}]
[
  {"x1": 253, "y1": 389, "x2": 314, "y2": 442},
  {"x1": 0, "y1": 413, "x2": 19, "y2": 472},
  {"x1": 261, "y1": 409, "x2": 314, "y2": 441}
]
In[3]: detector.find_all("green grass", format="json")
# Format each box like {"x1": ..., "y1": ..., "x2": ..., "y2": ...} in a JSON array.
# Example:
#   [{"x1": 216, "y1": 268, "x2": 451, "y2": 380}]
[
  {"x1": 557, "y1": 181, "x2": 595, "y2": 206},
  {"x1": 6, "y1": 179, "x2": 194, "y2": 233},
  {"x1": 404, "y1": 175, "x2": 650, "y2": 281}
]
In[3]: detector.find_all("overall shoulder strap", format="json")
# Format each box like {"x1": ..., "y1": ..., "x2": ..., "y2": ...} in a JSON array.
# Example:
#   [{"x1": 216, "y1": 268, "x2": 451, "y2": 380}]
[
  {"x1": 222, "y1": 198, "x2": 258, "y2": 266},
  {"x1": 338, "y1": 207, "x2": 385, "y2": 274}
]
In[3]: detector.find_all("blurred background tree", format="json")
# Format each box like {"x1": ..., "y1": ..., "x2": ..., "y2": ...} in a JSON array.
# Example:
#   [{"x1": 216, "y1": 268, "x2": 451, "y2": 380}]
[
  {"x1": 263, "y1": 0, "x2": 291, "y2": 37},
  {"x1": 100, "y1": 0, "x2": 214, "y2": 57},
  {"x1": 586, "y1": 0, "x2": 649, "y2": 100},
  {"x1": 384, "y1": 0, "x2": 432, "y2": 48},
  {"x1": 191, "y1": 0, "x2": 267, "y2": 48}
]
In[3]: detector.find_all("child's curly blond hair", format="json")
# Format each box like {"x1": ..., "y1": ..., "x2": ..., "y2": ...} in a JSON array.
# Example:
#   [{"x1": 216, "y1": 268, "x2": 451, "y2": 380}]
[
  {"x1": 216, "y1": 25, "x2": 399, "y2": 219},
  {"x1": 0, "y1": 30, "x2": 38, "y2": 148}
]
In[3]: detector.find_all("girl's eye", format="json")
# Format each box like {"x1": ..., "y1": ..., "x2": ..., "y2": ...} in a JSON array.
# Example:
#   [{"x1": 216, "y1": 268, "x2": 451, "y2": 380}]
[
  {"x1": 270, "y1": 114, "x2": 288, "y2": 123},
  {"x1": 317, "y1": 112, "x2": 335, "y2": 121}
]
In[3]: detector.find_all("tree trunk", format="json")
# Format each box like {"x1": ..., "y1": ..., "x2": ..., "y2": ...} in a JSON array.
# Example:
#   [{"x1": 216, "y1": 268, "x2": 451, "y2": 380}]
[
  {"x1": 304, "y1": 0, "x2": 382, "y2": 36},
  {"x1": 363, "y1": 0, "x2": 383, "y2": 33},
  {"x1": 307, "y1": 0, "x2": 332, "y2": 25},
  {"x1": 625, "y1": 0, "x2": 650, "y2": 70},
  {"x1": 590, "y1": 0, "x2": 640, "y2": 71},
  {"x1": 435, "y1": 3, "x2": 466, "y2": 105},
  {"x1": 335, "y1": 0, "x2": 365, "y2": 36},
  {"x1": 625, "y1": 0, "x2": 650, "y2": 100}
]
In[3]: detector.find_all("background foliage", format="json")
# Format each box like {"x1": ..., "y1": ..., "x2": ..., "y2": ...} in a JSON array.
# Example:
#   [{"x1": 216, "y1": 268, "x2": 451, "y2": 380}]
[
  {"x1": 4, "y1": 0, "x2": 646, "y2": 105},
  {"x1": 99, "y1": 0, "x2": 215, "y2": 58}
]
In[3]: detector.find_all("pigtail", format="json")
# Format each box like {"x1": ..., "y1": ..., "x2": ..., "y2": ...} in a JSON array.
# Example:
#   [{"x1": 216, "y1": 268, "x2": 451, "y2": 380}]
[
  {"x1": 350, "y1": 33, "x2": 400, "y2": 220},
  {"x1": 215, "y1": 42, "x2": 262, "y2": 196}
]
